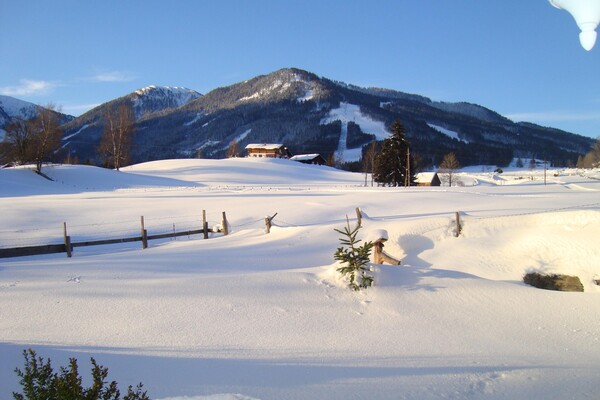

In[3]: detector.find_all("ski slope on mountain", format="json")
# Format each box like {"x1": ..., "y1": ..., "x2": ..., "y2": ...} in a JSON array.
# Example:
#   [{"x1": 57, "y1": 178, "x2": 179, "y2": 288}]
[
  {"x1": 320, "y1": 102, "x2": 390, "y2": 162},
  {"x1": 1, "y1": 159, "x2": 599, "y2": 400}
]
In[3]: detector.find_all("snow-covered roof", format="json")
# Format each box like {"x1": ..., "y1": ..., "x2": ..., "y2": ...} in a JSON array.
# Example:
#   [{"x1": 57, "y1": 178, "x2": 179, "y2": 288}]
[
  {"x1": 415, "y1": 172, "x2": 439, "y2": 183},
  {"x1": 290, "y1": 154, "x2": 321, "y2": 161},
  {"x1": 245, "y1": 143, "x2": 285, "y2": 150}
]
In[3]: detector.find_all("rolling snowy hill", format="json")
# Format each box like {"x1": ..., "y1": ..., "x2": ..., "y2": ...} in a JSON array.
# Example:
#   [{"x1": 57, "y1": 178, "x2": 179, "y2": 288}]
[{"x1": 1, "y1": 159, "x2": 599, "y2": 399}]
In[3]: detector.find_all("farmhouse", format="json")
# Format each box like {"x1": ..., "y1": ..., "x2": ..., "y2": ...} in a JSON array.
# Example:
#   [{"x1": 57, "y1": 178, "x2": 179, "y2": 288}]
[
  {"x1": 415, "y1": 172, "x2": 441, "y2": 186},
  {"x1": 245, "y1": 143, "x2": 291, "y2": 159},
  {"x1": 290, "y1": 154, "x2": 326, "y2": 165}
]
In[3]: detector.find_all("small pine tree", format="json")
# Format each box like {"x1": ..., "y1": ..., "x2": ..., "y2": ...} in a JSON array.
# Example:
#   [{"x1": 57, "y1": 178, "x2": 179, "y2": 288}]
[
  {"x1": 334, "y1": 217, "x2": 374, "y2": 291},
  {"x1": 13, "y1": 349, "x2": 149, "y2": 400}
]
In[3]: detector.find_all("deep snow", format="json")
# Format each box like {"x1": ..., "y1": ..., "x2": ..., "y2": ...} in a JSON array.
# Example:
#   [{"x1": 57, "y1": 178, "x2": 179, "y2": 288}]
[{"x1": 1, "y1": 158, "x2": 599, "y2": 400}]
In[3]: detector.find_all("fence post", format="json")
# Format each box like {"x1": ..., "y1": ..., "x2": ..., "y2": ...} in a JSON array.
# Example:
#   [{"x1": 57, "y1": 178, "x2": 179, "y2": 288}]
[
  {"x1": 455, "y1": 212, "x2": 462, "y2": 237},
  {"x1": 140, "y1": 216, "x2": 148, "y2": 249},
  {"x1": 265, "y1": 212, "x2": 278, "y2": 234},
  {"x1": 203, "y1": 210, "x2": 209, "y2": 239},
  {"x1": 63, "y1": 222, "x2": 72, "y2": 258},
  {"x1": 221, "y1": 212, "x2": 229, "y2": 236},
  {"x1": 355, "y1": 207, "x2": 362, "y2": 227}
]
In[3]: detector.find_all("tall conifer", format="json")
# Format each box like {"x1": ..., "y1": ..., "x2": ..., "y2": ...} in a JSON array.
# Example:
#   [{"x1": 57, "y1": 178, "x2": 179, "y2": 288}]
[{"x1": 373, "y1": 120, "x2": 414, "y2": 186}]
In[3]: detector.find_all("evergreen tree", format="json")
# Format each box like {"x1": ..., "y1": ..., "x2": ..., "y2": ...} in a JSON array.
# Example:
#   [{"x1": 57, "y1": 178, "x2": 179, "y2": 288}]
[
  {"x1": 334, "y1": 217, "x2": 374, "y2": 291},
  {"x1": 13, "y1": 349, "x2": 149, "y2": 400},
  {"x1": 373, "y1": 120, "x2": 415, "y2": 186}
]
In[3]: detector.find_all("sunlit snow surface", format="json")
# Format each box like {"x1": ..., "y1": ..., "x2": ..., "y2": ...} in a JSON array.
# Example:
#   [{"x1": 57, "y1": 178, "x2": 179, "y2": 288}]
[{"x1": 1, "y1": 158, "x2": 600, "y2": 400}]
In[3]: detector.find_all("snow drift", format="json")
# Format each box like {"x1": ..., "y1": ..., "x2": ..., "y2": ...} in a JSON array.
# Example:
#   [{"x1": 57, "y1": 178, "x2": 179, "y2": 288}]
[{"x1": 1, "y1": 159, "x2": 599, "y2": 400}]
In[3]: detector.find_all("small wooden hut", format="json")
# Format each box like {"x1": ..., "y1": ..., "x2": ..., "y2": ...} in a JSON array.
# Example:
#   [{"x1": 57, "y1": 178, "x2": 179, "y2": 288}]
[
  {"x1": 415, "y1": 172, "x2": 441, "y2": 186},
  {"x1": 290, "y1": 154, "x2": 326, "y2": 165}
]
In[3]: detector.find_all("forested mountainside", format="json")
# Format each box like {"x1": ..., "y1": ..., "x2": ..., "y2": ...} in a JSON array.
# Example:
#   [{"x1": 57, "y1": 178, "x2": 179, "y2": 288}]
[{"x1": 59, "y1": 68, "x2": 595, "y2": 168}]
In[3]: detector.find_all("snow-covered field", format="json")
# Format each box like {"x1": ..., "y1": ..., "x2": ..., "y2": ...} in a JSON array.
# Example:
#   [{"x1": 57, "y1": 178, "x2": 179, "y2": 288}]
[{"x1": 1, "y1": 158, "x2": 600, "y2": 400}]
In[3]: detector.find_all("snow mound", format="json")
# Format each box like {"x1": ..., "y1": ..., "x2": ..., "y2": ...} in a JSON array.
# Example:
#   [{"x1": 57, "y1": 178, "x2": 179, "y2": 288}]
[
  {"x1": 0, "y1": 164, "x2": 201, "y2": 197},
  {"x1": 159, "y1": 395, "x2": 260, "y2": 400},
  {"x1": 124, "y1": 157, "x2": 361, "y2": 186}
]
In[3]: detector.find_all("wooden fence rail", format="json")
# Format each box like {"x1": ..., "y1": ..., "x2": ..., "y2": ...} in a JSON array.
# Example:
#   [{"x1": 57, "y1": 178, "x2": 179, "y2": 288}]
[{"x1": 0, "y1": 211, "x2": 228, "y2": 259}]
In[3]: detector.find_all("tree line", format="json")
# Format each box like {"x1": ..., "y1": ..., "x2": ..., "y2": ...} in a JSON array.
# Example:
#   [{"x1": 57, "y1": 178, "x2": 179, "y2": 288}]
[
  {"x1": 0, "y1": 104, "x2": 63, "y2": 175},
  {"x1": 337, "y1": 119, "x2": 461, "y2": 187},
  {"x1": 576, "y1": 138, "x2": 600, "y2": 168},
  {"x1": 1, "y1": 103, "x2": 136, "y2": 172}
]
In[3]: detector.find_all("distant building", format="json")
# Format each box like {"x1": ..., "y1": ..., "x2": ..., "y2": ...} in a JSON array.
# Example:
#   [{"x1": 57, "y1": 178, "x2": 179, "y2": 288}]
[
  {"x1": 245, "y1": 143, "x2": 291, "y2": 159},
  {"x1": 290, "y1": 154, "x2": 326, "y2": 165},
  {"x1": 415, "y1": 172, "x2": 441, "y2": 186}
]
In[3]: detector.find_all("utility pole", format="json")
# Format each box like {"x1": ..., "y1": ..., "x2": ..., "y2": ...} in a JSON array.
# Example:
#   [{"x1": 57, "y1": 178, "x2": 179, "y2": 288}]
[{"x1": 405, "y1": 147, "x2": 411, "y2": 187}]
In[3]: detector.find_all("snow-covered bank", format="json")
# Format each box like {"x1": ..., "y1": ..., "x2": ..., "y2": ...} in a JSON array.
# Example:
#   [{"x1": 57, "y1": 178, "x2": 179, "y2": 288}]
[{"x1": 1, "y1": 159, "x2": 599, "y2": 399}]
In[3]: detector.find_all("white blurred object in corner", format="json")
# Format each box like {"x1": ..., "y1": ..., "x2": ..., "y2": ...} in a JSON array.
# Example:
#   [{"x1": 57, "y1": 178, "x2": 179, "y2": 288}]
[{"x1": 550, "y1": 0, "x2": 600, "y2": 50}]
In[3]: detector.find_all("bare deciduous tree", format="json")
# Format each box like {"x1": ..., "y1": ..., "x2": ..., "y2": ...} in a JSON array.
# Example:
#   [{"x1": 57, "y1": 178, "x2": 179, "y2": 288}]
[
  {"x1": 226, "y1": 141, "x2": 241, "y2": 158},
  {"x1": 99, "y1": 103, "x2": 135, "y2": 170},
  {"x1": 439, "y1": 152, "x2": 460, "y2": 187},
  {"x1": 2, "y1": 117, "x2": 35, "y2": 165},
  {"x1": 362, "y1": 141, "x2": 378, "y2": 187},
  {"x1": 31, "y1": 104, "x2": 63, "y2": 174},
  {"x1": 576, "y1": 137, "x2": 600, "y2": 168}
]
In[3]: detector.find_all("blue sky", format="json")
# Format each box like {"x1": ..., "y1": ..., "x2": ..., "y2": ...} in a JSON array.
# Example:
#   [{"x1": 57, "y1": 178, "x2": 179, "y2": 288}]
[{"x1": 1, "y1": 0, "x2": 599, "y2": 138}]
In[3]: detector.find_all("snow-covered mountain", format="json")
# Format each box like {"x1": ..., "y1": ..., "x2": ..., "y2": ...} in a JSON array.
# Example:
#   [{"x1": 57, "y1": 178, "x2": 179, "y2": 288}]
[
  {"x1": 0, "y1": 95, "x2": 38, "y2": 123},
  {"x1": 0, "y1": 95, "x2": 74, "y2": 141},
  {"x1": 130, "y1": 85, "x2": 201, "y2": 120},
  {"x1": 55, "y1": 68, "x2": 596, "y2": 167},
  {"x1": 58, "y1": 86, "x2": 201, "y2": 154}
]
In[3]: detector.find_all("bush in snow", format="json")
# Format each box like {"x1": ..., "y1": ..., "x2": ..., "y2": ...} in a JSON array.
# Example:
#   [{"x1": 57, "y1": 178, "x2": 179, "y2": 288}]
[
  {"x1": 13, "y1": 349, "x2": 149, "y2": 400},
  {"x1": 334, "y1": 217, "x2": 374, "y2": 291}
]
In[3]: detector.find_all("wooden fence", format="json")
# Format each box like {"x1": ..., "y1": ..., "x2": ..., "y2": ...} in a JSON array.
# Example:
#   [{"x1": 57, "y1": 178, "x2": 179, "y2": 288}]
[{"x1": 0, "y1": 211, "x2": 229, "y2": 259}]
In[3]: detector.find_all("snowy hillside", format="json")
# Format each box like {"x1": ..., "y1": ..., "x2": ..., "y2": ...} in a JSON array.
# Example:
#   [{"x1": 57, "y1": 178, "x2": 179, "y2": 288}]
[
  {"x1": 0, "y1": 95, "x2": 39, "y2": 140},
  {"x1": 0, "y1": 95, "x2": 38, "y2": 119},
  {"x1": 57, "y1": 68, "x2": 595, "y2": 166},
  {"x1": 131, "y1": 86, "x2": 201, "y2": 119},
  {"x1": 321, "y1": 102, "x2": 390, "y2": 162},
  {"x1": 1, "y1": 159, "x2": 600, "y2": 400},
  {"x1": 0, "y1": 95, "x2": 74, "y2": 141}
]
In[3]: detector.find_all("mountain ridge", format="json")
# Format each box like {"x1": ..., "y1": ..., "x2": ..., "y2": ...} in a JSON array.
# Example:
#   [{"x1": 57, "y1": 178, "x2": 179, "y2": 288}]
[{"x1": 4, "y1": 68, "x2": 594, "y2": 168}]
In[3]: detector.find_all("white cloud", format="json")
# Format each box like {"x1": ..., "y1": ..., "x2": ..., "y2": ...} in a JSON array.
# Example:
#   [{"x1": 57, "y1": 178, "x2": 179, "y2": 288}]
[
  {"x1": 89, "y1": 71, "x2": 136, "y2": 82},
  {"x1": 505, "y1": 111, "x2": 600, "y2": 123},
  {"x1": 0, "y1": 79, "x2": 57, "y2": 96}
]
